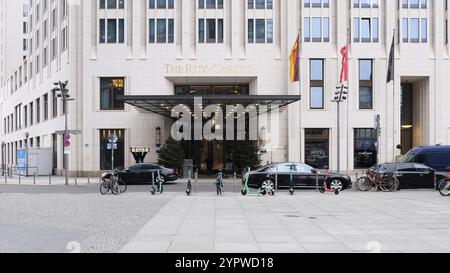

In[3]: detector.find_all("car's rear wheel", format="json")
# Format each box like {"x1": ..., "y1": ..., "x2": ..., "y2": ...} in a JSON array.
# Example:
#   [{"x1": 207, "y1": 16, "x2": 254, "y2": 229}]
[{"x1": 262, "y1": 180, "x2": 275, "y2": 194}]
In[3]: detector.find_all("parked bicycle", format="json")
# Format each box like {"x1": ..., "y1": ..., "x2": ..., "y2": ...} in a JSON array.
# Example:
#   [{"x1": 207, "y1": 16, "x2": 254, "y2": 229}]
[
  {"x1": 100, "y1": 169, "x2": 127, "y2": 195},
  {"x1": 357, "y1": 166, "x2": 399, "y2": 192},
  {"x1": 216, "y1": 169, "x2": 224, "y2": 196},
  {"x1": 438, "y1": 178, "x2": 450, "y2": 196}
]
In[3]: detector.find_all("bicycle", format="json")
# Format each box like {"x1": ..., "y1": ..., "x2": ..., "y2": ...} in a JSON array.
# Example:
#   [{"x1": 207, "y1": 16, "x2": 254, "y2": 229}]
[
  {"x1": 100, "y1": 169, "x2": 127, "y2": 195},
  {"x1": 438, "y1": 178, "x2": 450, "y2": 196},
  {"x1": 151, "y1": 170, "x2": 164, "y2": 195},
  {"x1": 357, "y1": 167, "x2": 398, "y2": 192},
  {"x1": 216, "y1": 169, "x2": 224, "y2": 196}
]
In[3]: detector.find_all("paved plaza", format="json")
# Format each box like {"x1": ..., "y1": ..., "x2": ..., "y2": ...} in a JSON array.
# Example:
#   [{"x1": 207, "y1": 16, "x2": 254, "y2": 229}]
[
  {"x1": 1, "y1": 181, "x2": 450, "y2": 253},
  {"x1": 119, "y1": 189, "x2": 450, "y2": 253}
]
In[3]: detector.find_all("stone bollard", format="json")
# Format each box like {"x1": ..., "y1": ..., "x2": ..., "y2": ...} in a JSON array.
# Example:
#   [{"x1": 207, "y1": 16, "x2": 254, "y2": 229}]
[
  {"x1": 49, "y1": 172, "x2": 52, "y2": 185},
  {"x1": 33, "y1": 172, "x2": 36, "y2": 185},
  {"x1": 233, "y1": 172, "x2": 237, "y2": 193}
]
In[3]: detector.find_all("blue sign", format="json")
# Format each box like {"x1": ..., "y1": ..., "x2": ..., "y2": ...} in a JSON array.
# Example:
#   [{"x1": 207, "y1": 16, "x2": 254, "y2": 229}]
[{"x1": 17, "y1": 149, "x2": 27, "y2": 175}]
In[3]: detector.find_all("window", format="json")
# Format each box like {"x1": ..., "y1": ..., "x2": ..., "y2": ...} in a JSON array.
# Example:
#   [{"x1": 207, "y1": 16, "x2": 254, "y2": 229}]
[
  {"x1": 43, "y1": 94, "x2": 49, "y2": 121},
  {"x1": 148, "y1": 0, "x2": 174, "y2": 9},
  {"x1": 310, "y1": 59, "x2": 324, "y2": 109},
  {"x1": 52, "y1": 90, "x2": 58, "y2": 118},
  {"x1": 305, "y1": 129, "x2": 330, "y2": 169},
  {"x1": 305, "y1": 0, "x2": 329, "y2": 8},
  {"x1": 100, "y1": 78, "x2": 125, "y2": 110},
  {"x1": 402, "y1": 0, "x2": 427, "y2": 9},
  {"x1": 36, "y1": 98, "x2": 41, "y2": 124},
  {"x1": 99, "y1": 0, "x2": 126, "y2": 9},
  {"x1": 28, "y1": 102, "x2": 33, "y2": 126},
  {"x1": 99, "y1": 19, "x2": 125, "y2": 44},
  {"x1": 148, "y1": 19, "x2": 174, "y2": 43},
  {"x1": 354, "y1": 129, "x2": 378, "y2": 168},
  {"x1": 304, "y1": 17, "x2": 329, "y2": 42},
  {"x1": 359, "y1": 59, "x2": 373, "y2": 109},
  {"x1": 100, "y1": 129, "x2": 125, "y2": 170},
  {"x1": 24, "y1": 105, "x2": 28, "y2": 128},
  {"x1": 354, "y1": 17, "x2": 379, "y2": 42},
  {"x1": 198, "y1": 0, "x2": 223, "y2": 9},
  {"x1": 198, "y1": 18, "x2": 223, "y2": 43}
]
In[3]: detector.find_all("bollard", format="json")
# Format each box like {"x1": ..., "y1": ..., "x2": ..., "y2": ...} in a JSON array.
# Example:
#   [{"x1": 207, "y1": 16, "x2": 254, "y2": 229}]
[
  {"x1": 49, "y1": 172, "x2": 52, "y2": 185},
  {"x1": 33, "y1": 172, "x2": 36, "y2": 185},
  {"x1": 75, "y1": 177, "x2": 78, "y2": 186},
  {"x1": 233, "y1": 172, "x2": 237, "y2": 193},
  {"x1": 19, "y1": 173, "x2": 21, "y2": 184},
  {"x1": 4, "y1": 172, "x2": 6, "y2": 184},
  {"x1": 88, "y1": 177, "x2": 90, "y2": 184},
  {"x1": 275, "y1": 173, "x2": 278, "y2": 192}
]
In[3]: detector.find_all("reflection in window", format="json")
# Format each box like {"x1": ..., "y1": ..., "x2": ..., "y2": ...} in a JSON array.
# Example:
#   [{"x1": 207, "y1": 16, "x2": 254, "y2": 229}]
[
  {"x1": 354, "y1": 128, "x2": 378, "y2": 168},
  {"x1": 305, "y1": 129, "x2": 329, "y2": 169},
  {"x1": 100, "y1": 77, "x2": 125, "y2": 110}
]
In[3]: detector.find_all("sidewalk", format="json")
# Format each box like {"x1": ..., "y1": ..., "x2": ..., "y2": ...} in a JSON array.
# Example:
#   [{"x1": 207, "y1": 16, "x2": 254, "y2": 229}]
[
  {"x1": 119, "y1": 190, "x2": 450, "y2": 253},
  {"x1": 0, "y1": 174, "x2": 100, "y2": 186}
]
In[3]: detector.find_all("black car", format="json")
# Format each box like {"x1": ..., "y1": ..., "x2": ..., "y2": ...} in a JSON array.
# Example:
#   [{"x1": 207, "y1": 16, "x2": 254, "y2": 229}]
[
  {"x1": 371, "y1": 163, "x2": 449, "y2": 189},
  {"x1": 118, "y1": 163, "x2": 178, "y2": 184},
  {"x1": 246, "y1": 162, "x2": 352, "y2": 191}
]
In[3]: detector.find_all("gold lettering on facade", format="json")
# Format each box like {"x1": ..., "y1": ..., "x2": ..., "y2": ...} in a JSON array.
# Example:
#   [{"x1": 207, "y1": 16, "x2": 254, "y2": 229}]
[{"x1": 164, "y1": 64, "x2": 257, "y2": 74}]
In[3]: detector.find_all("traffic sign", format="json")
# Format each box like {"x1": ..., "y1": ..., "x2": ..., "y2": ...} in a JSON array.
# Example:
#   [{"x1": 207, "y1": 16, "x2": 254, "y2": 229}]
[
  {"x1": 64, "y1": 134, "x2": 71, "y2": 148},
  {"x1": 108, "y1": 134, "x2": 118, "y2": 144},
  {"x1": 107, "y1": 143, "x2": 118, "y2": 150}
]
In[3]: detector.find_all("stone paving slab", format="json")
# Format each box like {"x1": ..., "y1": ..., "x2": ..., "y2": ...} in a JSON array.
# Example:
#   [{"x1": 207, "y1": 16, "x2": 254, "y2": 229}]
[{"x1": 119, "y1": 190, "x2": 450, "y2": 253}]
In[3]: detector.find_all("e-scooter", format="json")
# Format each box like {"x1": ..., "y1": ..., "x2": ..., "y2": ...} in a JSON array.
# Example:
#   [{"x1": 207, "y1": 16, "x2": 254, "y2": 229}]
[
  {"x1": 186, "y1": 165, "x2": 196, "y2": 196},
  {"x1": 241, "y1": 167, "x2": 267, "y2": 196},
  {"x1": 150, "y1": 170, "x2": 164, "y2": 195},
  {"x1": 287, "y1": 164, "x2": 296, "y2": 195},
  {"x1": 318, "y1": 172, "x2": 340, "y2": 195},
  {"x1": 216, "y1": 169, "x2": 224, "y2": 196}
]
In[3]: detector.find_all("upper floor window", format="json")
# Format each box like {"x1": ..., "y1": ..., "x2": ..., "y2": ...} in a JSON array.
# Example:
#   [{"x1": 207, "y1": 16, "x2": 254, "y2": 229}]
[
  {"x1": 354, "y1": 18, "x2": 379, "y2": 42},
  {"x1": 304, "y1": 0, "x2": 329, "y2": 8},
  {"x1": 353, "y1": 0, "x2": 378, "y2": 8},
  {"x1": 149, "y1": 19, "x2": 174, "y2": 43},
  {"x1": 248, "y1": 0, "x2": 272, "y2": 9},
  {"x1": 99, "y1": 0, "x2": 125, "y2": 9},
  {"x1": 304, "y1": 17, "x2": 330, "y2": 42},
  {"x1": 199, "y1": 0, "x2": 223, "y2": 9},
  {"x1": 248, "y1": 19, "x2": 273, "y2": 43},
  {"x1": 99, "y1": 19, "x2": 125, "y2": 44},
  {"x1": 402, "y1": 18, "x2": 427, "y2": 43},
  {"x1": 402, "y1": 0, "x2": 427, "y2": 9},
  {"x1": 149, "y1": 0, "x2": 174, "y2": 9},
  {"x1": 198, "y1": 18, "x2": 224, "y2": 43},
  {"x1": 359, "y1": 59, "x2": 373, "y2": 109},
  {"x1": 310, "y1": 59, "x2": 324, "y2": 109}
]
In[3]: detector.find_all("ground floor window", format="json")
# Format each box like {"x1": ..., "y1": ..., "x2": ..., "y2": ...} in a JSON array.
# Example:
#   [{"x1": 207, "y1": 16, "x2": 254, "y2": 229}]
[
  {"x1": 100, "y1": 129, "x2": 125, "y2": 170},
  {"x1": 354, "y1": 128, "x2": 378, "y2": 168},
  {"x1": 305, "y1": 129, "x2": 329, "y2": 169}
]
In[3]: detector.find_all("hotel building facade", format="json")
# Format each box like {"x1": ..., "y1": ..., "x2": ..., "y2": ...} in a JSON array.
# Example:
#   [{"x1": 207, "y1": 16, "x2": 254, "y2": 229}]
[{"x1": 1, "y1": 0, "x2": 450, "y2": 176}]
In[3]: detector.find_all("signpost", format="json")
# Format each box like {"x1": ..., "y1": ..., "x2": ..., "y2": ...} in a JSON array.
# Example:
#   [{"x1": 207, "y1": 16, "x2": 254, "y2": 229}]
[
  {"x1": 108, "y1": 134, "x2": 119, "y2": 171},
  {"x1": 374, "y1": 114, "x2": 381, "y2": 165}
]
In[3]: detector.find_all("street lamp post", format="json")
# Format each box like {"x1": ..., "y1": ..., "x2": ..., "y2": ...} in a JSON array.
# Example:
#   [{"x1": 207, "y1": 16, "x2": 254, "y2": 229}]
[
  {"x1": 53, "y1": 81, "x2": 73, "y2": 186},
  {"x1": 333, "y1": 84, "x2": 348, "y2": 173}
]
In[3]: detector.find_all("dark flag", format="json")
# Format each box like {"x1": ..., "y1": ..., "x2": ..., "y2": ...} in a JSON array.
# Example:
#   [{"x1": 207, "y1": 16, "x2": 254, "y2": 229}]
[{"x1": 387, "y1": 32, "x2": 395, "y2": 83}]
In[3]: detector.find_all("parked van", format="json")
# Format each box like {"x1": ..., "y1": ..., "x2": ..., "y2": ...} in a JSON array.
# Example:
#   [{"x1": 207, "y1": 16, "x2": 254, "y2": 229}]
[{"x1": 401, "y1": 145, "x2": 450, "y2": 172}]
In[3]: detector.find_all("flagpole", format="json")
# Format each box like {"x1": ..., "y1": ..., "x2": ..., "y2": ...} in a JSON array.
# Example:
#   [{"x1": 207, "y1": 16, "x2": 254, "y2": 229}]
[
  {"x1": 346, "y1": 27, "x2": 350, "y2": 175},
  {"x1": 298, "y1": 28, "x2": 302, "y2": 163},
  {"x1": 392, "y1": 28, "x2": 396, "y2": 162}
]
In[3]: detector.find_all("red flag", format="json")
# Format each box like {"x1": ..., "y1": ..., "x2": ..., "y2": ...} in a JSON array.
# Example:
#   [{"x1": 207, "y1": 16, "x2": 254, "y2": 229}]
[{"x1": 339, "y1": 45, "x2": 348, "y2": 83}]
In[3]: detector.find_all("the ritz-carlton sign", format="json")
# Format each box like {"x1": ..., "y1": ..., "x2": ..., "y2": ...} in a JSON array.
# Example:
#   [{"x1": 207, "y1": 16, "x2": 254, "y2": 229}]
[{"x1": 164, "y1": 64, "x2": 257, "y2": 74}]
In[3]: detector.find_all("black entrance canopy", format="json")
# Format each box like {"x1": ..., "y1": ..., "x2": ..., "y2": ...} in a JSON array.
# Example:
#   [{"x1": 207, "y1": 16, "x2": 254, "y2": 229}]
[{"x1": 117, "y1": 95, "x2": 302, "y2": 118}]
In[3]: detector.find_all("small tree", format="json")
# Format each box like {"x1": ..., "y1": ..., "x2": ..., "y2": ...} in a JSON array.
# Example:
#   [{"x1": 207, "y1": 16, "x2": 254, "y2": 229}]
[
  {"x1": 158, "y1": 137, "x2": 185, "y2": 172},
  {"x1": 233, "y1": 140, "x2": 261, "y2": 172}
]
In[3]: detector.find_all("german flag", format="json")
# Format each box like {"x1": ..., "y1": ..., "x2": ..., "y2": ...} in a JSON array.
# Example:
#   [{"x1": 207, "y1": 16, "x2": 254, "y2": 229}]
[{"x1": 289, "y1": 35, "x2": 300, "y2": 82}]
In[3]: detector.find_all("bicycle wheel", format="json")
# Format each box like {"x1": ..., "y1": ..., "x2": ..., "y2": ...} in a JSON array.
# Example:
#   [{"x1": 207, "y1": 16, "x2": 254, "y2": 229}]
[
  {"x1": 111, "y1": 180, "x2": 120, "y2": 195},
  {"x1": 118, "y1": 179, "x2": 127, "y2": 194},
  {"x1": 99, "y1": 181, "x2": 110, "y2": 195},
  {"x1": 438, "y1": 179, "x2": 450, "y2": 196},
  {"x1": 380, "y1": 177, "x2": 396, "y2": 192},
  {"x1": 357, "y1": 177, "x2": 372, "y2": 191}
]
